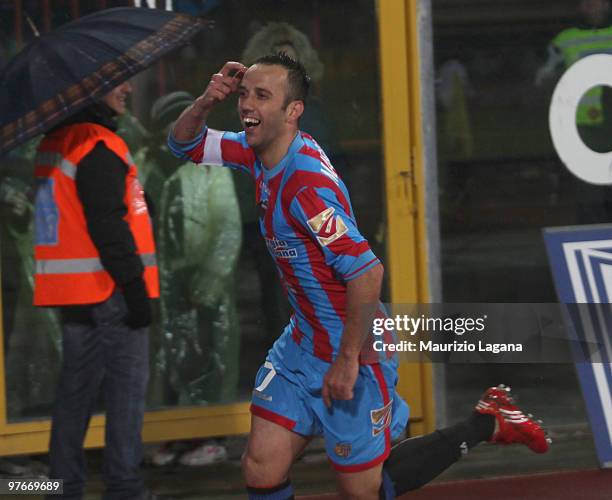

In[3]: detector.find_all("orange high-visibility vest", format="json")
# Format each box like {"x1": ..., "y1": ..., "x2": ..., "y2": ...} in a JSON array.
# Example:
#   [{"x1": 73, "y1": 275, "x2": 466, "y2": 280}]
[{"x1": 33, "y1": 122, "x2": 159, "y2": 306}]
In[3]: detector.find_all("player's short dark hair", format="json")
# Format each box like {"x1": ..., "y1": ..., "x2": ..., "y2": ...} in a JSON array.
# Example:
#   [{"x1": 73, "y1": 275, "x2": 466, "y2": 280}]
[{"x1": 254, "y1": 52, "x2": 311, "y2": 106}]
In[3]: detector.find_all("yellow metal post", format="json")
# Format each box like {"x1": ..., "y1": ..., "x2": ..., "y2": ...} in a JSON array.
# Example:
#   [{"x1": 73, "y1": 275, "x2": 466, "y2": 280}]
[
  {"x1": 406, "y1": 0, "x2": 436, "y2": 435},
  {"x1": 377, "y1": 0, "x2": 435, "y2": 435}
]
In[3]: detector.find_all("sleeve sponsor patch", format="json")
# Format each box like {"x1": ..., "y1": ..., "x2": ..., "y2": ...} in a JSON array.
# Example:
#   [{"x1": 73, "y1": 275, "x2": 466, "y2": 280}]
[{"x1": 307, "y1": 207, "x2": 348, "y2": 247}]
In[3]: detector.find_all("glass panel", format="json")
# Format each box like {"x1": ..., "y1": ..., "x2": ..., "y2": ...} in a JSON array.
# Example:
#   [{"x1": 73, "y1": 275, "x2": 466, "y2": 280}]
[
  {"x1": 432, "y1": 0, "x2": 598, "y2": 471},
  {"x1": 1, "y1": 0, "x2": 385, "y2": 421},
  {"x1": 0, "y1": 0, "x2": 137, "y2": 423}
]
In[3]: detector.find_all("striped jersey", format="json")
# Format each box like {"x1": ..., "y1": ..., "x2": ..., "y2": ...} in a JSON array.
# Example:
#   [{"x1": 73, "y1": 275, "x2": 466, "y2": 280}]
[{"x1": 169, "y1": 128, "x2": 387, "y2": 363}]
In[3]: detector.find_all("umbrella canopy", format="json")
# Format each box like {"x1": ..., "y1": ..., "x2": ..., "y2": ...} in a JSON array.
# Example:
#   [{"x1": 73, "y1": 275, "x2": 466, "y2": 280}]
[{"x1": 0, "y1": 7, "x2": 203, "y2": 157}]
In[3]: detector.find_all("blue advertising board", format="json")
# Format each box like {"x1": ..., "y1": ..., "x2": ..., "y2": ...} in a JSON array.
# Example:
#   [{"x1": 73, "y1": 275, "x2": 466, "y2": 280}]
[{"x1": 544, "y1": 225, "x2": 612, "y2": 468}]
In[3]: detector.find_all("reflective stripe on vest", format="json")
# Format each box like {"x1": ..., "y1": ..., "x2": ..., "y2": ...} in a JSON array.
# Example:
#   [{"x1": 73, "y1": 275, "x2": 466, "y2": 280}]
[
  {"x1": 556, "y1": 34, "x2": 612, "y2": 49},
  {"x1": 35, "y1": 253, "x2": 157, "y2": 275},
  {"x1": 554, "y1": 26, "x2": 612, "y2": 125},
  {"x1": 35, "y1": 151, "x2": 77, "y2": 179}
]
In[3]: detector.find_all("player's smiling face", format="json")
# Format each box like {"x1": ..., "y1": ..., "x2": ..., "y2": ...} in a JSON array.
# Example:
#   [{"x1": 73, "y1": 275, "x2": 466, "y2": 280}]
[{"x1": 238, "y1": 64, "x2": 294, "y2": 153}]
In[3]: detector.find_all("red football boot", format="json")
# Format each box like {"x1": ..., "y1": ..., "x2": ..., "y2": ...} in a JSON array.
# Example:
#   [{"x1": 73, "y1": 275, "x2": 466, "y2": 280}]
[{"x1": 475, "y1": 384, "x2": 551, "y2": 453}]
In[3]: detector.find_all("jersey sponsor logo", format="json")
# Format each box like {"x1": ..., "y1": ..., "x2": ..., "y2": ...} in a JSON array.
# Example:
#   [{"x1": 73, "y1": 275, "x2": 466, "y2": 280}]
[
  {"x1": 307, "y1": 207, "x2": 348, "y2": 247},
  {"x1": 370, "y1": 400, "x2": 392, "y2": 437},
  {"x1": 266, "y1": 237, "x2": 298, "y2": 259},
  {"x1": 334, "y1": 442, "x2": 352, "y2": 458}
]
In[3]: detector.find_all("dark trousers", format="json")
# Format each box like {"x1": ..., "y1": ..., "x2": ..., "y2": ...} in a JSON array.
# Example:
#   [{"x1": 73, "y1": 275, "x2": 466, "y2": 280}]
[{"x1": 48, "y1": 292, "x2": 149, "y2": 500}]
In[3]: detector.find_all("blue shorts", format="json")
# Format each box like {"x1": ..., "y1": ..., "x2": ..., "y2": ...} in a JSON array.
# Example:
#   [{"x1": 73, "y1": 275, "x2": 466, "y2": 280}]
[{"x1": 250, "y1": 333, "x2": 410, "y2": 472}]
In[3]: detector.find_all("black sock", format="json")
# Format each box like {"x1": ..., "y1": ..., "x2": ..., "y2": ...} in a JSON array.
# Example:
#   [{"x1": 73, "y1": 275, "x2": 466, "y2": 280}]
[
  {"x1": 379, "y1": 413, "x2": 495, "y2": 498},
  {"x1": 439, "y1": 412, "x2": 496, "y2": 451}
]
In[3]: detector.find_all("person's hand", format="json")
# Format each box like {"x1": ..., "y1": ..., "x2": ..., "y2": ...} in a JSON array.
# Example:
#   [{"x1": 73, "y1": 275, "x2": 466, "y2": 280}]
[
  {"x1": 0, "y1": 178, "x2": 29, "y2": 217},
  {"x1": 194, "y1": 61, "x2": 247, "y2": 113},
  {"x1": 172, "y1": 61, "x2": 247, "y2": 141},
  {"x1": 322, "y1": 353, "x2": 360, "y2": 408},
  {"x1": 122, "y1": 277, "x2": 152, "y2": 329},
  {"x1": 7, "y1": 191, "x2": 28, "y2": 216}
]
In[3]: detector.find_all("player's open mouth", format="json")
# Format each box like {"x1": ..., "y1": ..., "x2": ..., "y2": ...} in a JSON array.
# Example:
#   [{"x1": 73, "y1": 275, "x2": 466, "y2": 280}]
[{"x1": 243, "y1": 117, "x2": 261, "y2": 129}]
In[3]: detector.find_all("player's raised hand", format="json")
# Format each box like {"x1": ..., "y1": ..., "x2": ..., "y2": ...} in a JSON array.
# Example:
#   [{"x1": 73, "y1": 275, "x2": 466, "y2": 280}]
[
  {"x1": 173, "y1": 61, "x2": 247, "y2": 141},
  {"x1": 196, "y1": 61, "x2": 247, "y2": 111}
]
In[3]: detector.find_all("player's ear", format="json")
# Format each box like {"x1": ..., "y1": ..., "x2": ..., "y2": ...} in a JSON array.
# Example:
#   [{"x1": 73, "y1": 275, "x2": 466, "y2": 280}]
[{"x1": 286, "y1": 100, "x2": 304, "y2": 124}]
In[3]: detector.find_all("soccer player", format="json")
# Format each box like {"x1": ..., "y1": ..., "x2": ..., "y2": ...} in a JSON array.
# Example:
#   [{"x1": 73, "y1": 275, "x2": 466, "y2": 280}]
[{"x1": 168, "y1": 54, "x2": 550, "y2": 500}]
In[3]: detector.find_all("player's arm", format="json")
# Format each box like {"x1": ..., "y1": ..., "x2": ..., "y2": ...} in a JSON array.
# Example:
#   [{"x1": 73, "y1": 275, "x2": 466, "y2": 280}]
[
  {"x1": 290, "y1": 185, "x2": 381, "y2": 283},
  {"x1": 340, "y1": 264, "x2": 384, "y2": 358},
  {"x1": 322, "y1": 263, "x2": 383, "y2": 407},
  {"x1": 289, "y1": 185, "x2": 383, "y2": 406},
  {"x1": 172, "y1": 61, "x2": 246, "y2": 141},
  {"x1": 168, "y1": 62, "x2": 256, "y2": 174}
]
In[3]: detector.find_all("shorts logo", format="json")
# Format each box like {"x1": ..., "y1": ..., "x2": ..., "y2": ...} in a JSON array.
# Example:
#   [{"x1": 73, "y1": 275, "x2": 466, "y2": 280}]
[
  {"x1": 334, "y1": 442, "x2": 352, "y2": 458},
  {"x1": 307, "y1": 207, "x2": 348, "y2": 247},
  {"x1": 370, "y1": 400, "x2": 392, "y2": 437}
]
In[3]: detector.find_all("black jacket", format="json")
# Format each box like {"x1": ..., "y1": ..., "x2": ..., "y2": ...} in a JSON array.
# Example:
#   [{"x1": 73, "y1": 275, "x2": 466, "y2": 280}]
[{"x1": 52, "y1": 103, "x2": 151, "y2": 327}]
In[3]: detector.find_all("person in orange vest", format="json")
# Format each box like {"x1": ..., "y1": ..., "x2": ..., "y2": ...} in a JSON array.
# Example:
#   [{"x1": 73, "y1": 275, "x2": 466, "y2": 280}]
[{"x1": 33, "y1": 81, "x2": 159, "y2": 500}]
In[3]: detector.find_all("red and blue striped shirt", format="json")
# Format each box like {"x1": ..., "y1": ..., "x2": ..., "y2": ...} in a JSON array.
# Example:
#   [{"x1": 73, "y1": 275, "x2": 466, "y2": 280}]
[{"x1": 169, "y1": 128, "x2": 387, "y2": 363}]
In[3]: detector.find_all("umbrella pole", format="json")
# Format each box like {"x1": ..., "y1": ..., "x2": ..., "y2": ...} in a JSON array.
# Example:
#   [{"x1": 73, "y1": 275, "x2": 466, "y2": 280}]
[
  {"x1": 14, "y1": 0, "x2": 23, "y2": 49},
  {"x1": 70, "y1": 0, "x2": 79, "y2": 19},
  {"x1": 42, "y1": 0, "x2": 51, "y2": 32},
  {"x1": 158, "y1": 60, "x2": 167, "y2": 96}
]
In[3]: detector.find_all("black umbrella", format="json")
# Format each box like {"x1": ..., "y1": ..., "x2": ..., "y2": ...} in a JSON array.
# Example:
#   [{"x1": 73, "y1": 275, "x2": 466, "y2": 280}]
[{"x1": 0, "y1": 7, "x2": 204, "y2": 157}]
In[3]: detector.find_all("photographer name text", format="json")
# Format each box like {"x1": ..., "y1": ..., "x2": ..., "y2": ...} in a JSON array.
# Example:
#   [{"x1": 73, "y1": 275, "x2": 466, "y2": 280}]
[{"x1": 371, "y1": 315, "x2": 523, "y2": 354}]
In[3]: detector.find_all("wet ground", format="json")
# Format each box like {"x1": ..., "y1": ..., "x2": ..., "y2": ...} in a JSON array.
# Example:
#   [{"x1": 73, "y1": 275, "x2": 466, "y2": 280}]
[{"x1": 0, "y1": 416, "x2": 604, "y2": 499}]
